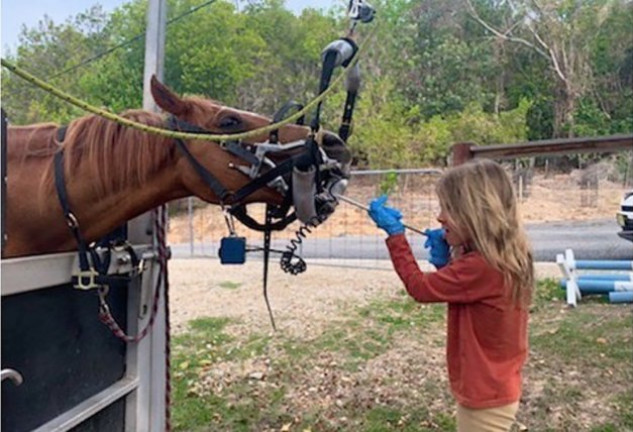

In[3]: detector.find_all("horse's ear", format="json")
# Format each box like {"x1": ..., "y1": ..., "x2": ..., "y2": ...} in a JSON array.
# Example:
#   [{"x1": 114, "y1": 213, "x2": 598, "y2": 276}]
[{"x1": 150, "y1": 75, "x2": 190, "y2": 116}]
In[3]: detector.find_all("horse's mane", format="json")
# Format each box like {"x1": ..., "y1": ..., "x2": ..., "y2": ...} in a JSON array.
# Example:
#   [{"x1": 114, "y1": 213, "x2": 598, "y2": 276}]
[{"x1": 37, "y1": 109, "x2": 175, "y2": 200}]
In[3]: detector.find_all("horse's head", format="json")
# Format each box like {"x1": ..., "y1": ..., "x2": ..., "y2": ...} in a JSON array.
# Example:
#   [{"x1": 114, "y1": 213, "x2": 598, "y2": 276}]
[{"x1": 151, "y1": 76, "x2": 352, "y2": 228}]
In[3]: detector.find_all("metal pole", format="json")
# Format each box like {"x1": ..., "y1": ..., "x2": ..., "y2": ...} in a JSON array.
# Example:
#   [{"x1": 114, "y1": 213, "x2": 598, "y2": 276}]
[
  {"x1": 128, "y1": 1, "x2": 168, "y2": 431},
  {"x1": 334, "y1": 194, "x2": 427, "y2": 236},
  {"x1": 142, "y1": 0, "x2": 167, "y2": 110},
  {"x1": 144, "y1": 1, "x2": 168, "y2": 428},
  {"x1": 188, "y1": 197, "x2": 194, "y2": 256}
]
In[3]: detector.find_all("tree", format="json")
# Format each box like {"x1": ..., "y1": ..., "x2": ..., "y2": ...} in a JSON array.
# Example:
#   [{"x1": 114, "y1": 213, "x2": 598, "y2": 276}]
[
  {"x1": 464, "y1": 0, "x2": 625, "y2": 137},
  {"x1": 1, "y1": 6, "x2": 113, "y2": 124}
]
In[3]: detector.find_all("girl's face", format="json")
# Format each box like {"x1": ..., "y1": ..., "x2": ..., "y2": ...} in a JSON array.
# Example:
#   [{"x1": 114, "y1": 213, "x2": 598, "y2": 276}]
[{"x1": 437, "y1": 203, "x2": 470, "y2": 247}]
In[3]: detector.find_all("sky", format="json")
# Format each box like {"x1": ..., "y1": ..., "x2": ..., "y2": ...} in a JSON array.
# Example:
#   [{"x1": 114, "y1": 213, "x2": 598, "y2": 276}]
[{"x1": 1, "y1": 0, "x2": 341, "y2": 54}]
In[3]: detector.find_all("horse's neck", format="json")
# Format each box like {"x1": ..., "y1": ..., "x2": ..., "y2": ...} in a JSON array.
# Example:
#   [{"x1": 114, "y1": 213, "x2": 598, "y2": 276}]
[
  {"x1": 4, "y1": 131, "x2": 188, "y2": 258},
  {"x1": 61, "y1": 159, "x2": 187, "y2": 246}
]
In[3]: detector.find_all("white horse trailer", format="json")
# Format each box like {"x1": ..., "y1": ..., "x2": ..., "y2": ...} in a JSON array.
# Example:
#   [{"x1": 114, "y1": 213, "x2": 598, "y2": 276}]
[{"x1": 2, "y1": 110, "x2": 168, "y2": 432}]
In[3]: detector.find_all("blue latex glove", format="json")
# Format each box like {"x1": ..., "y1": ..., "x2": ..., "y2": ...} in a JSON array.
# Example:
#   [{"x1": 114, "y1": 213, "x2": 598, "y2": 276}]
[
  {"x1": 368, "y1": 195, "x2": 405, "y2": 235},
  {"x1": 424, "y1": 228, "x2": 450, "y2": 269}
]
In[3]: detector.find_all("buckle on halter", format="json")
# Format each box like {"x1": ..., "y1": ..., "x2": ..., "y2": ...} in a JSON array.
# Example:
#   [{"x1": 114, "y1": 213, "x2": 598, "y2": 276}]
[
  {"x1": 65, "y1": 212, "x2": 79, "y2": 229},
  {"x1": 73, "y1": 268, "x2": 100, "y2": 290}
]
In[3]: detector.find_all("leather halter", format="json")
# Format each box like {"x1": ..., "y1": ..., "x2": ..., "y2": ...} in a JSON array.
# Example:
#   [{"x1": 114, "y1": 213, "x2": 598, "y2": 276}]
[{"x1": 166, "y1": 109, "x2": 324, "y2": 232}]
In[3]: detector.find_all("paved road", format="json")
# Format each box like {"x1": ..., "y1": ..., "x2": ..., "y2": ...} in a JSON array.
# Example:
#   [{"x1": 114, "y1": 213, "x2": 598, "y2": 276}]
[{"x1": 171, "y1": 218, "x2": 632, "y2": 262}]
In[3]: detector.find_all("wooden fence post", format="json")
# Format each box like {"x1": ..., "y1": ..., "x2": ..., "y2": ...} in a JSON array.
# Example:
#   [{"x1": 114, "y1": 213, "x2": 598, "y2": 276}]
[{"x1": 451, "y1": 142, "x2": 475, "y2": 166}]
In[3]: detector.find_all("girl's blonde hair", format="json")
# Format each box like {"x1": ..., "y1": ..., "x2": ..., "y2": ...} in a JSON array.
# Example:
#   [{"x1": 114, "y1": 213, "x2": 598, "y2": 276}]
[{"x1": 436, "y1": 159, "x2": 534, "y2": 307}]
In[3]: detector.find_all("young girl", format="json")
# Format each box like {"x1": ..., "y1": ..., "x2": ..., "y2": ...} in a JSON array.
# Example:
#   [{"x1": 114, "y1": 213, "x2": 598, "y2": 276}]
[{"x1": 368, "y1": 159, "x2": 533, "y2": 432}]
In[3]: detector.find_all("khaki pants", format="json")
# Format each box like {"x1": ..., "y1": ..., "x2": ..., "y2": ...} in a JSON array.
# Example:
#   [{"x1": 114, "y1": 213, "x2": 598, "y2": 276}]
[{"x1": 457, "y1": 402, "x2": 525, "y2": 432}]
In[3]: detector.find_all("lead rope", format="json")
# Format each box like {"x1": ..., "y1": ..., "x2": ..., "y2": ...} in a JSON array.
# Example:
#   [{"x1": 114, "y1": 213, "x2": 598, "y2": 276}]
[
  {"x1": 155, "y1": 205, "x2": 172, "y2": 432},
  {"x1": 96, "y1": 206, "x2": 171, "y2": 430},
  {"x1": 97, "y1": 259, "x2": 163, "y2": 342}
]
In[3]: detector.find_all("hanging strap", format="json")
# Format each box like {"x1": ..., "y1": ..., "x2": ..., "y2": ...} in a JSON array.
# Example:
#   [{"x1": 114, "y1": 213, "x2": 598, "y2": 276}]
[
  {"x1": 262, "y1": 206, "x2": 277, "y2": 331},
  {"x1": 54, "y1": 151, "x2": 92, "y2": 274},
  {"x1": 269, "y1": 101, "x2": 305, "y2": 144}
]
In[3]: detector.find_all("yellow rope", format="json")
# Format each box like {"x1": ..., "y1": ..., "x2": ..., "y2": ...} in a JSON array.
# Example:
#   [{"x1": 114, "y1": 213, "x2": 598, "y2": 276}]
[{"x1": 1, "y1": 25, "x2": 375, "y2": 141}]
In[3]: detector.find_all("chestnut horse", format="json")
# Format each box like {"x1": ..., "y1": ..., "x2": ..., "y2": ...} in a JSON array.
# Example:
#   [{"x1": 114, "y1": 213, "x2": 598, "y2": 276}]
[{"x1": 3, "y1": 77, "x2": 351, "y2": 258}]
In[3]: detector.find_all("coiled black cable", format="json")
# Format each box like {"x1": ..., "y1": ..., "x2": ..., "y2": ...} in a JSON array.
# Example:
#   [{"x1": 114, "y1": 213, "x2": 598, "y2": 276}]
[
  {"x1": 280, "y1": 197, "x2": 337, "y2": 275},
  {"x1": 280, "y1": 215, "x2": 324, "y2": 275}
]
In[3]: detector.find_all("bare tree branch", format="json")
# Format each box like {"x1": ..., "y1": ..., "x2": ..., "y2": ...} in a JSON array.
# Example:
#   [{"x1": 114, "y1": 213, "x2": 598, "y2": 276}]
[
  {"x1": 463, "y1": 0, "x2": 550, "y2": 59},
  {"x1": 524, "y1": 20, "x2": 568, "y2": 83}
]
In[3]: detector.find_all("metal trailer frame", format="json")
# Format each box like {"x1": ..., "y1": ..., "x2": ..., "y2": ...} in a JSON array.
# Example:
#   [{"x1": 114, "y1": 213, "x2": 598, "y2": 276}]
[
  {"x1": 1, "y1": 232, "x2": 167, "y2": 431},
  {"x1": 2, "y1": 0, "x2": 169, "y2": 427}
]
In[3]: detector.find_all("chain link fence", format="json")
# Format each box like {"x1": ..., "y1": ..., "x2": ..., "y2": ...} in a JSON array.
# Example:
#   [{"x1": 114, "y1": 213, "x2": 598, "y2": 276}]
[{"x1": 167, "y1": 154, "x2": 632, "y2": 264}]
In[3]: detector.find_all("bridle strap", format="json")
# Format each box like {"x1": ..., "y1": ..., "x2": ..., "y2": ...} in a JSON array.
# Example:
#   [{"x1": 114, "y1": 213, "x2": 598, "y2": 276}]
[
  {"x1": 230, "y1": 157, "x2": 295, "y2": 204},
  {"x1": 339, "y1": 89, "x2": 357, "y2": 142},
  {"x1": 55, "y1": 150, "x2": 91, "y2": 271},
  {"x1": 167, "y1": 116, "x2": 301, "y2": 208},
  {"x1": 269, "y1": 101, "x2": 305, "y2": 144},
  {"x1": 231, "y1": 205, "x2": 297, "y2": 231},
  {"x1": 168, "y1": 117, "x2": 232, "y2": 203}
]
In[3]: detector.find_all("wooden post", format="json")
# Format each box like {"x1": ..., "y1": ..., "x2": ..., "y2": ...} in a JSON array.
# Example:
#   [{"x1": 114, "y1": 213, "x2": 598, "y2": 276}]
[{"x1": 450, "y1": 142, "x2": 475, "y2": 166}]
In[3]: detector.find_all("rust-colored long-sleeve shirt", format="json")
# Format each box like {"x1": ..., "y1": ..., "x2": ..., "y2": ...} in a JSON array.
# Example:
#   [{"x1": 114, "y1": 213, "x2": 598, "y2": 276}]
[{"x1": 386, "y1": 234, "x2": 528, "y2": 409}]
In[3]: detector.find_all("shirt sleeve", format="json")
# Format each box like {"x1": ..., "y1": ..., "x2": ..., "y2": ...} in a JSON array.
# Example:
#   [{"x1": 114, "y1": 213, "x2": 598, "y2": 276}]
[{"x1": 385, "y1": 234, "x2": 501, "y2": 304}]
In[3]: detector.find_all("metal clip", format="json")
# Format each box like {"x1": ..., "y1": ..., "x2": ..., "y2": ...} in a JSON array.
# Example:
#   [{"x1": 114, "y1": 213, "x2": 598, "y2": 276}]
[
  {"x1": 74, "y1": 267, "x2": 100, "y2": 290},
  {"x1": 65, "y1": 212, "x2": 79, "y2": 229},
  {"x1": 97, "y1": 286, "x2": 111, "y2": 314}
]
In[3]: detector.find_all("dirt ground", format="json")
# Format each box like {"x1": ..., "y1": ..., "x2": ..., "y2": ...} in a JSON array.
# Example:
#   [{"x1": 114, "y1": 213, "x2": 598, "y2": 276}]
[{"x1": 168, "y1": 259, "x2": 562, "y2": 336}]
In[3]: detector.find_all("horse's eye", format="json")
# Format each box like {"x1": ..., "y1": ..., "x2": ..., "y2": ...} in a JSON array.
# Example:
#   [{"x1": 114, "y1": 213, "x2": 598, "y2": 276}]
[{"x1": 218, "y1": 115, "x2": 242, "y2": 130}]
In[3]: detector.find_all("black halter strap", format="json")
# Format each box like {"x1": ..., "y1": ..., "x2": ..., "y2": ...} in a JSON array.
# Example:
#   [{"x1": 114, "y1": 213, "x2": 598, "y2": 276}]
[
  {"x1": 55, "y1": 151, "x2": 90, "y2": 269},
  {"x1": 54, "y1": 150, "x2": 140, "y2": 288},
  {"x1": 168, "y1": 117, "x2": 232, "y2": 203},
  {"x1": 269, "y1": 101, "x2": 305, "y2": 144}
]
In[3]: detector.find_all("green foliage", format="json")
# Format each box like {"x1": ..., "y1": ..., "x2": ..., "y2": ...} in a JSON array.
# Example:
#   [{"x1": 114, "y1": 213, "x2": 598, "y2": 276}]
[
  {"x1": 353, "y1": 88, "x2": 531, "y2": 167},
  {"x1": 2, "y1": 0, "x2": 631, "y2": 167},
  {"x1": 379, "y1": 171, "x2": 399, "y2": 195},
  {"x1": 531, "y1": 278, "x2": 566, "y2": 311},
  {"x1": 447, "y1": 99, "x2": 531, "y2": 146}
]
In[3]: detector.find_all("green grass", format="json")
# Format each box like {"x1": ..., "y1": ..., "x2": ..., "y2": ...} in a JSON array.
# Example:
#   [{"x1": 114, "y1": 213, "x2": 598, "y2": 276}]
[
  {"x1": 218, "y1": 281, "x2": 242, "y2": 289},
  {"x1": 530, "y1": 304, "x2": 632, "y2": 364},
  {"x1": 171, "y1": 280, "x2": 633, "y2": 432},
  {"x1": 278, "y1": 296, "x2": 446, "y2": 370}
]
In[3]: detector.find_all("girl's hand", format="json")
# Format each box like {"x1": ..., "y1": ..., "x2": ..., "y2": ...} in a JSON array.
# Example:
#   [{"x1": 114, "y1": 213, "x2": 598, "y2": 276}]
[
  {"x1": 424, "y1": 228, "x2": 450, "y2": 269},
  {"x1": 368, "y1": 195, "x2": 405, "y2": 235}
]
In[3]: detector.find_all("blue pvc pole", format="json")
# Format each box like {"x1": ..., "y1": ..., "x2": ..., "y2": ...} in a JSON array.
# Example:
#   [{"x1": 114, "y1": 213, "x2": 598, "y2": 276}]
[
  {"x1": 578, "y1": 274, "x2": 633, "y2": 281},
  {"x1": 609, "y1": 292, "x2": 633, "y2": 303},
  {"x1": 575, "y1": 260, "x2": 633, "y2": 271},
  {"x1": 560, "y1": 279, "x2": 633, "y2": 294}
]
